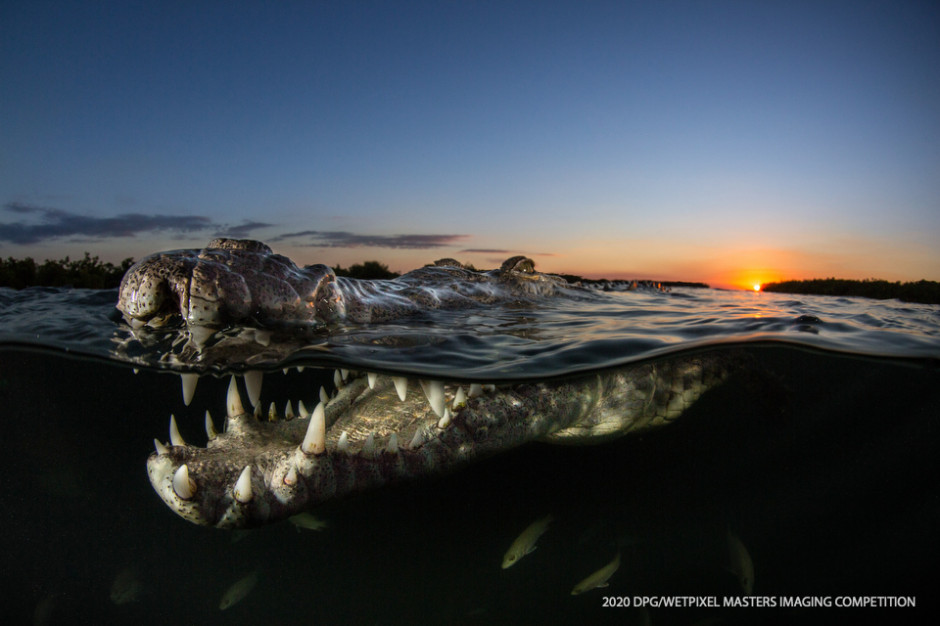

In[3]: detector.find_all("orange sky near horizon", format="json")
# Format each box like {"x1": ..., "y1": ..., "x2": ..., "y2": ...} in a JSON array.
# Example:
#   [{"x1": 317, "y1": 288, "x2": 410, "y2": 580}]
[{"x1": 505, "y1": 237, "x2": 939, "y2": 291}]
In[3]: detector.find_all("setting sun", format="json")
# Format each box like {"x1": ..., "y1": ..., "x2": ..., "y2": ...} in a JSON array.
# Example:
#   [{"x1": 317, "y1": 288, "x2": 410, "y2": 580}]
[{"x1": 724, "y1": 273, "x2": 780, "y2": 291}]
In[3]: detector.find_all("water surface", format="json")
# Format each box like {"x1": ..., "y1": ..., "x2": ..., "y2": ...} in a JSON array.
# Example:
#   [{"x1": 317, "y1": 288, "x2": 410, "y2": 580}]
[{"x1": 2, "y1": 285, "x2": 937, "y2": 375}]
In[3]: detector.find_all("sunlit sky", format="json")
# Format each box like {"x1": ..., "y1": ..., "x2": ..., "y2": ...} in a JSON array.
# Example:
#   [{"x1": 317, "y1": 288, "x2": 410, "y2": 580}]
[{"x1": 2, "y1": 1, "x2": 938, "y2": 289}]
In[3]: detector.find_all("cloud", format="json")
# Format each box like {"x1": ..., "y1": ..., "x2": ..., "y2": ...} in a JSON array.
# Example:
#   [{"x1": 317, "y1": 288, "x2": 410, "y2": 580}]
[
  {"x1": 0, "y1": 204, "x2": 455, "y2": 250},
  {"x1": 214, "y1": 220, "x2": 275, "y2": 239},
  {"x1": 460, "y1": 248, "x2": 558, "y2": 257},
  {"x1": 272, "y1": 230, "x2": 468, "y2": 249},
  {"x1": 269, "y1": 229, "x2": 320, "y2": 242},
  {"x1": 0, "y1": 202, "x2": 216, "y2": 245}
]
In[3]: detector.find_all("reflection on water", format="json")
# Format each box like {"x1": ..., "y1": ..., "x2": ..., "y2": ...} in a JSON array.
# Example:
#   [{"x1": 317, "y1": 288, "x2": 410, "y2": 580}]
[{"x1": 2, "y1": 346, "x2": 937, "y2": 624}]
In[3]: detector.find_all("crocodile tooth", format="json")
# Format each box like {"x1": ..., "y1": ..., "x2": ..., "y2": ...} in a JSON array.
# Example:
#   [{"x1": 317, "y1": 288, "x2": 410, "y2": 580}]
[
  {"x1": 301, "y1": 402, "x2": 326, "y2": 455},
  {"x1": 233, "y1": 465, "x2": 253, "y2": 503},
  {"x1": 189, "y1": 326, "x2": 215, "y2": 349},
  {"x1": 253, "y1": 330, "x2": 271, "y2": 346},
  {"x1": 181, "y1": 373, "x2": 198, "y2": 406},
  {"x1": 244, "y1": 371, "x2": 263, "y2": 408},
  {"x1": 253, "y1": 403, "x2": 262, "y2": 419},
  {"x1": 453, "y1": 386, "x2": 467, "y2": 409},
  {"x1": 130, "y1": 319, "x2": 145, "y2": 329},
  {"x1": 362, "y1": 432, "x2": 375, "y2": 455},
  {"x1": 484, "y1": 384, "x2": 496, "y2": 393},
  {"x1": 285, "y1": 400, "x2": 295, "y2": 419},
  {"x1": 284, "y1": 463, "x2": 298, "y2": 485},
  {"x1": 437, "y1": 407, "x2": 452, "y2": 429},
  {"x1": 298, "y1": 400, "x2": 310, "y2": 418},
  {"x1": 428, "y1": 380, "x2": 445, "y2": 417},
  {"x1": 468, "y1": 383, "x2": 483, "y2": 398},
  {"x1": 227, "y1": 376, "x2": 245, "y2": 418},
  {"x1": 410, "y1": 429, "x2": 424, "y2": 449},
  {"x1": 319, "y1": 386, "x2": 329, "y2": 405},
  {"x1": 154, "y1": 438, "x2": 169, "y2": 455},
  {"x1": 387, "y1": 433, "x2": 399, "y2": 454},
  {"x1": 392, "y1": 377, "x2": 408, "y2": 401},
  {"x1": 367, "y1": 372, "x2": 377, "y2": 389},
  {"x1": 337, "y1": 431, "x2": 349, "y2": 452},
  {"x1": 205, "y1": 411, "x2": 218, "y2": 439},
  {"x1": 282, "y1": 368, "x2": 289, "y2": 375},
  {"x1": 169, "y1": 414, "x2": 186, "y2": 446},
  {"x1": 340, "y1": 368, "x2": 349, "y2": 381},
  {"x1": 133, "y1": 368, "x2": 139, "y2": 374},
  {"x1": 172, "y1": 465, "x2": 195, "y2": 500},
  {"x1": 333, "y1": 369, "x2": 343, "y2": 388},
  {"x1": 296, "y1": 366, "x2": 305, "y2": 373},
  {"x1": 267, "y1": 402, "x2": 277, "y2": 421}
]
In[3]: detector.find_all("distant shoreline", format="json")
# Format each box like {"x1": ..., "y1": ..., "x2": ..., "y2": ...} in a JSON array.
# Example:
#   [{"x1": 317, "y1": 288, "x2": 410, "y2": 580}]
[
  {"x1": 0, "y1": 253, "x2": 133, "y2": 290},
  {"x1": 762, "y1": 278, "x2": 940, "y2": 305}
]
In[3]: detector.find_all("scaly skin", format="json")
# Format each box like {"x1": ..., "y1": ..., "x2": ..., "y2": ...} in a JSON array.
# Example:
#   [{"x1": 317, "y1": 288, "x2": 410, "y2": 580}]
[
  {"x1": 148, "y1": 354, "x2": 730, "y2": 528},
  {"x1": 118, "y1": 238, "x2": 587, "y2": 328}
]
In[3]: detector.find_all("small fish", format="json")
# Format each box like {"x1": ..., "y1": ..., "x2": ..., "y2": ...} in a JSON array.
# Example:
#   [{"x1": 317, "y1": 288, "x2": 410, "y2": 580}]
[
  {"x1": 570, "y1": 552, "x2": 621, "y2": 595},
  {"x1": 219, "y1": 571, "x2": 260, "y2": 610},
  {"x1": 110, "y1": 566, "x2": 143, "y2": 605},
  {"x1": 288, "y1": 512, "x2": 329, "y2": 531},
  {"x1": 501, "y1": 514, "x2": 553, "y2": 569},
  {"x1": 726, "y1": 529, "x2": 754, "y2": 595}
]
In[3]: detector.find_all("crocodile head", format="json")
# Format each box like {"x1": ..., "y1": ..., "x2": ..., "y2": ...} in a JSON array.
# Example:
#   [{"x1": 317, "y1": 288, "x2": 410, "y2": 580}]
[
  {"x1": 118, "y1": 239, "x2": 724, "y2": 529},
  {"x1": 117, "y1": 239, "x2": 345, "y2": 327}
]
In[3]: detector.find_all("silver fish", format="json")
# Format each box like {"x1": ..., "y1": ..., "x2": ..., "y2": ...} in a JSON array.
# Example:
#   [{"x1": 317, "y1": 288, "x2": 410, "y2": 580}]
[
  {"x1": 219, "y1": 571, "x2": 260, "y2": 610},
  {"x1": 502, "y1": 514, "x2": 553, "y2": 569},
  {"x1": 571, "y1": 552, "x2": 621, "y2": 595}
]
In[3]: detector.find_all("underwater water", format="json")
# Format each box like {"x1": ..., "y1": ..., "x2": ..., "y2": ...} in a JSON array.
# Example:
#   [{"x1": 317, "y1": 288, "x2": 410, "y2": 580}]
[{"x1": 1, "y1": 285, "x2": 938, "y2": 625}]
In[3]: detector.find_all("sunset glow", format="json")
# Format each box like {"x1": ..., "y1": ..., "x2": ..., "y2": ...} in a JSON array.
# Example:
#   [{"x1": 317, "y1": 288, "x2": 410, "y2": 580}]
[
  {"x1": 707, "y1": 263, "x2": 791, "y2": 292},
  {"x1": 734, "y1": 272, "x2": 780, "y2": 292}
]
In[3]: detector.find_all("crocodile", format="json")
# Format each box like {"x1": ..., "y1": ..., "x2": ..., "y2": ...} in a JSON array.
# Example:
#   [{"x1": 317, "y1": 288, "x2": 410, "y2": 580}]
[{"x1": 117, "y1": 239, "x2": 730, "y2": 529}]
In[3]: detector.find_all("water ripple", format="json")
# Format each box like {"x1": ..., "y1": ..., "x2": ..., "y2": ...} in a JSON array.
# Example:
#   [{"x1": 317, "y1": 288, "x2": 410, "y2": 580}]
[{"x1": 1, "y1": 286, "x2": 937, "y2": 377}]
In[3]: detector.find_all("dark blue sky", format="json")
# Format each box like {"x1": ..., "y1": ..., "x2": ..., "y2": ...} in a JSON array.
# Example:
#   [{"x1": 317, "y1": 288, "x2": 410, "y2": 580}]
[{"x1": 2, "y1": 0, "x2": 938, "y2": 287}]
